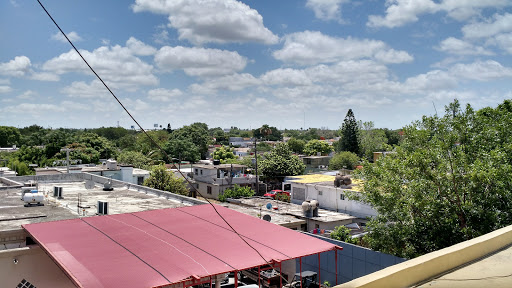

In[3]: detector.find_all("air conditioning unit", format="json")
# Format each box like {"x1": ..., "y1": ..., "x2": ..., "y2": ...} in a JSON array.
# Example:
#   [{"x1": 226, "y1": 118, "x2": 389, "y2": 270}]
[
  {"x1": 97, "y1": 201, "x2": 108, "y2": 215},
  {"x1": 53, "y1": 186, "x2": 63, "y2": 199}
]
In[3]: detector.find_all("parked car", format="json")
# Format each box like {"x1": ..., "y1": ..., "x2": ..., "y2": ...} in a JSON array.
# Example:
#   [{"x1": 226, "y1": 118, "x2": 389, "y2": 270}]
[{"x1": 263, "y1": 190, "x2": 290, "y2": 199}]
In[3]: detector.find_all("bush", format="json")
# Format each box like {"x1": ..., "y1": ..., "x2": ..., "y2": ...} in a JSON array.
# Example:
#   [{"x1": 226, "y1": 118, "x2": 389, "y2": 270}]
[
  {"x1": 219, "y1": 185, "x2": 255, "y2": 202},
  {"x1": 330, "y1": 225, "x2": 357, "y2": 244},
  {"x1": 329, "y1": 151, "x2": 360, "y2": 170}
]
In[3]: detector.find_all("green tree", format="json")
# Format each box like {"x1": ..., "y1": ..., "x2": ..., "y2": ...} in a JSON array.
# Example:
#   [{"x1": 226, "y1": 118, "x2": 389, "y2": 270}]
[
  {"x1": 287, "y1": 137, "x2": 306, "y2": 154},
  {"x1": 76, "y1": 132, "x2": 118, "y2": 159},
  {"x1": 135, "y1": 130, "x2": 170, "y2": 156},
  {"x1": 357, "y1": 99, "x2": 512, "y2": 259},
  {"x1": 212, "y1": 146, "x2": 237, "y2": 163},
  {"x1": 164, "y1": 139, "x2": 200, "y2": 163},
  {"x1": 304, "y1": 139, "x2": 333, "y2": 156},
  {"x1": 0, "y1": 126, "x2": 21, "y2": 147},
  {"x1": 143, "y1": 165, "x2": 189, "y2": 196},
  {"x1": 260, "y1": 143, "x2": 306, "y2": 177},
  {"x1": 359, "y1": 121, "x2": 388, "y2": 162},
  {"x1": 330, "y1": 226, "x2": 357, "y2": 244},
  {"x1": 253, "y1": 125, "x2": 282, "y2": 141},
  {"x1": 218, "y1": 184, "x2": 255, "y2": 202},
  {"x1": 329, "y1": 151, "x2": 360, "y2": 170},
  {"x1": 338, "y1": 109, "x2": 359, "y2": 154},
  {"x1": 54, "y1": 143, "x2": 101, "y2": 164},
  {"x1": 170, "y1": 123, "x2": 210, "y2": 159},
  {"x1": 116, "y1": 151, "x2": 152, "y2": 169}
]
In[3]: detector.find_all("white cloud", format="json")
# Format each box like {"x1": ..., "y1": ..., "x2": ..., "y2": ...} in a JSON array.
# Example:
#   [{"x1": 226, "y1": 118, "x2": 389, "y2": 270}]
[
  {"x1": 51, "y1": 31, "x2": 83, "y2": 43},
  {"x1": 0, "y1": 86, "x2": 12, "y2": 93},
  {"x1": 374, "y1": 49, "x2": 414, "y2": 63},
  {"x1": 462, "y1": 13, "x2": 512, "y2": 39},
  {"x1": 0, "y1": 56, "x2": 31, "y2": 77},
  {"x1": 448, "y1": 60, "x2": 512, "y2": 81},
  {"x1": 273, "y1": 31, "x2": 413, "y2": 65},
  {"x1": 126, "y1": 37, "x2": 157, "y2": 56},
  {"x1": 306, "y1": 0, "x2": 348, "y2": 22},
  {"x1": 436, "y1": 37, "x2": 493, "y2": 55},
  {"x1": 60, "y1": 80, "x2": 111, "y2": 98},
  {"x1": 147, "y1": 88, "x2": 183, "y2": 101},
  {"x1": 368, "y1": 0, "x2": 511, "y2": 28},
  {"x1": 261, "y1": 68, "x2": 312, "y2": 86},
  {"x1": 17, "y1": 90, "x2": 36, "y2": 99},
  {"x1": 189, "y1": 73, "x2": 260, "y2": 94},
  {"x1": 491, "y1": 33, "x2": 512, "y2": 54},
  {"x1": 155, "y1": 46, "x2": 247, "y2": 77},
  {"x1": 30, "y1": 72, "x2": 60, "y2": 81},
  {"x1": 132, "y1": 0, "x2": 278, "y2": 45},
  {"x1": 0, "y1": 103, "x2": 65, "y2": 113},
  {"x1": 305, "y1": 60, "x2": 390, "y2": 84},
  {"x1": 43, "y1": 44, "x2": 158, "y2": 88}
]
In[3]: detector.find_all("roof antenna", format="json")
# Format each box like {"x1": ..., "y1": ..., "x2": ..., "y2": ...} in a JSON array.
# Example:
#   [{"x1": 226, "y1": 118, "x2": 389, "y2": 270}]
[{"x1": 432, "y1": 101, "x2": 438, "y2": 116}]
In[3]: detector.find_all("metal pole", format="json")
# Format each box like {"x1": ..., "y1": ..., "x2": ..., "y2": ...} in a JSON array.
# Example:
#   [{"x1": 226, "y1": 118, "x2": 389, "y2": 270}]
[
  {"x1": 318, "y1": 254, "x2": 321, "y2": 286},
  {"x1": 254, "y1": 137, "x2": 259, "y2": 195},
  {"x1": 258, "y1": 266, "x2": 261, "y2": 288},
  {"x1": 335, "y1": 250, "x2": 338, "y2": 285},
  {"x1": 300, "y1": 257, "x2": 303, "y2": 288},
  {"x1": 235, "y1": 270, "x2": 238, "y2": 288},
  {"x1": 279, "y1": 262, "x2": 282, "y2": 288}
]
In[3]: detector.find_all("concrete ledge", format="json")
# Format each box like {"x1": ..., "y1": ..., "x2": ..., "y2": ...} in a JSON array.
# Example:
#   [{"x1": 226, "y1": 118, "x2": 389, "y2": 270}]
[
  {"x1": 337, "y1": 224, "x2": 512, "y2": 288},
  {"x1": 0, "y1": 177, "x2": 23, "y2": 189}
]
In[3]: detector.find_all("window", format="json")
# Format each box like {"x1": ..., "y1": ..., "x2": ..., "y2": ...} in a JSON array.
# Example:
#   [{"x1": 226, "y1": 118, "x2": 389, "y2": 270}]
[
  {"x1": 195, "y1": 169, "x2": 198, "y2": 175},
  {"x1": 137, "y1": 176, "x2": 144, "y2": 185},
  {"x1": 207, "y1": 186, "x2": 212, "y2": 195},
  {"x1": 318, "y1": 190, "x2": 323, "y2": 196},
  {"x1": 340, "y1": 193, "x2": 345, "y2": 200},
  {"x1": 200, "y1": 169, "x2": 203, "y2": 175},
  {"x1": 315, "y1": 224, "x2": 320, "y2": 229},
  {"x1": 293, "y1": 187, "x2": 306, "y2": 201}
]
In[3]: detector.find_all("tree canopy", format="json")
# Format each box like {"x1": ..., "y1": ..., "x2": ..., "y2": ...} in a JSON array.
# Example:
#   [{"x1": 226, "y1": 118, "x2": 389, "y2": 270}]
[
  {"x1": 259, "y1": 143, "x2": 305, "y2": 178},
  {"x1": 329, "y1": 151, "x2": 360, "y2": 170},
  {"x1": 253, "y1": 124, "x2": 282, "y2": 141},
  {"x1": 357, "y1": 99, "x2": 512, "y2": 259},
  {"x1": 212, "y1": 146, "x2": 237, "y2": 163},
  {"x1": 304, "y1": 139, "x2": 333, "y2": 156},
  {"x1": 338, "y1": 109, "x2": 359, "y2": 154},
  {"x1": 143, "y1": 165, "x2": 189, "y2": 196}
]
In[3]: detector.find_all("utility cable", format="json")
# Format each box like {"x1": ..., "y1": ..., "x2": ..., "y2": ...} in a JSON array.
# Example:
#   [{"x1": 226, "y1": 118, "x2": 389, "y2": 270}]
[{"x1": 36, "y1": 0, "x2": 288, "y2": 283}]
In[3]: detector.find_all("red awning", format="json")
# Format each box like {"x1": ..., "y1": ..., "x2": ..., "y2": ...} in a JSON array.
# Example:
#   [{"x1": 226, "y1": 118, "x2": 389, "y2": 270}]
[{"x1": 23, "y1": 204, "x2": 339, "y2": 288}]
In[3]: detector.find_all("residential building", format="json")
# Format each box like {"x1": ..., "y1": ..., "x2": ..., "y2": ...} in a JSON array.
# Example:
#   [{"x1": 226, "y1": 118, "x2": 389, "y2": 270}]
[
  {"x1": 283, "y1": 174, "x2": 377, "y2": 219},
  {"x1": 191, "y1": 163, "x2": 256, "y2": 200},
  {"x1": 229, "y1": 137, "x2": 253, "y2": 147}
]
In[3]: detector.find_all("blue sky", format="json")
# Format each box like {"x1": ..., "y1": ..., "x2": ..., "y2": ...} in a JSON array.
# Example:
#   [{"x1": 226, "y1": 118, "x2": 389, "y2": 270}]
[{"x1": 1, "y1": 0, "x2": 512, "y2": 130}]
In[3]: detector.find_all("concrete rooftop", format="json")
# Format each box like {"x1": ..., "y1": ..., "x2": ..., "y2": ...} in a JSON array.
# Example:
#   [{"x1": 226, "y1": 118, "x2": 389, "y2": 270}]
[
  {"x1": 417, "y1": 244, "x2": 512, "y2": 288},
  {"x1": 0, "y1": 181, "x2": 188, "y2": 231},
  {"x1": 232, "y1": 197, "x2": 355, "y2": 223}
]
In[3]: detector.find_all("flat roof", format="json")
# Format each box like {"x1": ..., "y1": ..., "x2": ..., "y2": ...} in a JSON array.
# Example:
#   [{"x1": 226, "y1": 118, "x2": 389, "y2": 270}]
[
  {"x1": 285, "y1": 175, "x2": 364, "y2": 192},
  {"x1": 24, "y1": 204, "x2": 340, "y2": 288},
  {"x1": 193, "y1": 164, "x2": 248, "y2": 170},
  {"x1": 0, "y1": 181, "x2": 187, "y2": 231},
  {"x1": 233, "y1": 198, "x2": 355, "y2": 223}
]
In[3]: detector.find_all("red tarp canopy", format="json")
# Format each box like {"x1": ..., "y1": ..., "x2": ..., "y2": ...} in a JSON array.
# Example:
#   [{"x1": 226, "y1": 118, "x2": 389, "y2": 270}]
[{"x1": 23, "y1": 204, "x2": 339, "y2": 288}]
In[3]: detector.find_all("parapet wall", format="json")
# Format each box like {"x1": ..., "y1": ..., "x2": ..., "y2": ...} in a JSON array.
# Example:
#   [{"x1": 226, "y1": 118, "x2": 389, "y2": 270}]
[{"x1": 4, "y1": 173, "x2": 207, "y2": 207}]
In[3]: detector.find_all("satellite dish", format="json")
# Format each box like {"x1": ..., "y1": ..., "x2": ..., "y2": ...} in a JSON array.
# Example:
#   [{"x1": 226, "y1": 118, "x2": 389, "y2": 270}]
[
  {"x1": 266, "y1": 203, "x2": 272, "y2": 210},
  {"x1": 85, "y1": 180, "x2": 95, "y2": 190},
  {"x1": 263, "y1": 214, "x2": 271, "y2": 222}
]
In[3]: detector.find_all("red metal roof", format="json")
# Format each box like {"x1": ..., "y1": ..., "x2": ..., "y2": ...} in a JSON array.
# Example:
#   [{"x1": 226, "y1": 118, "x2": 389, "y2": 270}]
[{"x1": 23, "y1": 204, "x2": 339, "y2": 288}]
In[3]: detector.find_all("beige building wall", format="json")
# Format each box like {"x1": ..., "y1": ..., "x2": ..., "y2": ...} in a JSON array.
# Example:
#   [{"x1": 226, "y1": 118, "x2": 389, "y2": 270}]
[{"x1": 0, "y1": 246, "x2": 74, "y2": 287}]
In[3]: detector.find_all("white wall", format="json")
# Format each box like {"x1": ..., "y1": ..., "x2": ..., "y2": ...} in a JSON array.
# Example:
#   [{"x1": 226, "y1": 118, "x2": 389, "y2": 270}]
[{"x1": 288, "y1": 183, "x2": 377, "y2": 219}]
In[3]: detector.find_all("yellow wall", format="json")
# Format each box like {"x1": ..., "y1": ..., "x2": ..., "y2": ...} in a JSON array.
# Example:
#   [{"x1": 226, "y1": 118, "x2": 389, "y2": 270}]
[{"x1": 337, "y1": 224, "x2": 512, "y2": 288}]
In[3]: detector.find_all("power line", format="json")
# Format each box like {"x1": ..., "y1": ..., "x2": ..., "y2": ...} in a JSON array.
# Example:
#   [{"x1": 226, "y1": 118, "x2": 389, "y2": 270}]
[{"x1": 35, "y1": 0, "x2": 283, "y2": 279}]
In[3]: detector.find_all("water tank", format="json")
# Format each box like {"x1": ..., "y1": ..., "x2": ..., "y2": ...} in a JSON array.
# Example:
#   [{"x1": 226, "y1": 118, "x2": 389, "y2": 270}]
[
  {"x1": 213, "y1": 159, "x2": 221, "y2": 165},
  {"x1": 310, "y1": 200, "x2": 319, "y2": 217},
  {"x1": 302, "y1": 201, "x2": 312, "y2": 217},
  {"x1": 23, "y1": 190, "x2": 44, "y2": 204}
]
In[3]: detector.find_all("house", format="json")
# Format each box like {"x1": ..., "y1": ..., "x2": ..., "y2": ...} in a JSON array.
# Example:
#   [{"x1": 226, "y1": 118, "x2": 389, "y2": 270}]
[
  {"x1": 191, "y1": 163, "x2": 257, "y2": 200},
  {"x1": 283, "y1": 174, "x2": 377, "y2": 219},
  {"x1": 229, "y1": 137, "x2": 253, "y2": 147}
]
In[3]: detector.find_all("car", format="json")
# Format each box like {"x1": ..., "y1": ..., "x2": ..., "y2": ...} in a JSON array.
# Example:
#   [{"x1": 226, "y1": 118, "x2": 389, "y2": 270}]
[{"x1": 263, "y1": 190, "x2": 290, "y2": 199}]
